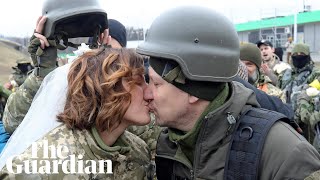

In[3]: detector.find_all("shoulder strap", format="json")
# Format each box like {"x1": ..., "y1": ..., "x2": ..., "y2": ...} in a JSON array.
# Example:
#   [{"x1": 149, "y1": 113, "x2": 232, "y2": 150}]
[{"x1": 224, "y1": 108, "x2": 287, "y2": 180}]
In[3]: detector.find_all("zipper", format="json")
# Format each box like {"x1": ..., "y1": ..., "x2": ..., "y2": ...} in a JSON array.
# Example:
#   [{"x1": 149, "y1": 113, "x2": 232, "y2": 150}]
[{"x1": 192, "y1": 116, "x2": 209, "y2": 180}]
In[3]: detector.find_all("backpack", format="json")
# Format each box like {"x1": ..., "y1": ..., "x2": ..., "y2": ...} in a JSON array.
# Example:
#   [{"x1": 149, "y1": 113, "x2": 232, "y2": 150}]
[{"x1": 224, "y1": 107, "x2": 290, "y2": 180}]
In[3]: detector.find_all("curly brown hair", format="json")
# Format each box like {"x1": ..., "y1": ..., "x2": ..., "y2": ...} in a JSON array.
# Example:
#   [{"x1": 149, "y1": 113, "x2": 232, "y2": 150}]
[{"x1": 57, "y1": 48, "x2": 145, "y2": 132}]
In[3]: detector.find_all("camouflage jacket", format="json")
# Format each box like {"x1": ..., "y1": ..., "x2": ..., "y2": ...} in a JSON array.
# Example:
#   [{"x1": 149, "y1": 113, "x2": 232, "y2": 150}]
[
  {"x1": 280, "y1": 63, "x2": 318, "y2": 109},
  {"x1": 256, "y1": 74, "x2": 286, "y2": 102},
  {"x1": 2, "y1": 72, "x2": 43, "y2": 134},
  {"x1": 2, "y1": 67, "x2": 162, "y2": 159},
  {"x1": 9, "y1": 67, "x2": 29, "y2": 88},
  {"x1": 0, "y1": 84, "x2": 11, "y2": 119},
  {"x1": 127, "y1": 114, "x2": 163, "y2": 161},
  {"x1": 305, "y1": 170, "x2": 320, "y2": 180},
  {"x1": 294, "y1": 65, "x2": 320, "y2": 143},
  {"x1": 0, "y1": 124, "x2": 152, "y2": 180}
]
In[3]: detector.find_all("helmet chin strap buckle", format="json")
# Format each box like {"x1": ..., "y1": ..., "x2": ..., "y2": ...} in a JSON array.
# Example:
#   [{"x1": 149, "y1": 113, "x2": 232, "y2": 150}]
[{"x1": 89, "y1": 25, "x2": 102, "y2": 49}]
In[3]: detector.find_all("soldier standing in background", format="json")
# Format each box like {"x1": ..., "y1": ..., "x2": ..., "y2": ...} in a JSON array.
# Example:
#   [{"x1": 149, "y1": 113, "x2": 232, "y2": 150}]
[
  {"x1": 256, "y1": 40, "x2": 291, "y2": 86},
  {"x1": 285, "y1": 37, "x2": 294, "y2": 64},
  {"x1": 0, "y1": 84, "x2": 11, "y2": 153},
  {"x1": 292, "y1": 43, "x2": 320, "y2": 152},
  {"x1": 6, "y1": 58, "x2": 33, "y2": 91},
  {"x1": 240, "y1": 43, "x2": 286, "y2": 102}
]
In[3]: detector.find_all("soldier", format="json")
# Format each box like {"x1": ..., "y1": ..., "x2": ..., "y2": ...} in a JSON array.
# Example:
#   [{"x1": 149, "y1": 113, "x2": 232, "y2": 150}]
[
  {"x1": 285, "y1": 37, "x2": 294, "y2": 63},
  {"x1": 240, "y1": 43, "x2": 285, "y2": 102},
  {"x1": 237, "y1": 60, "x2": 249, "y2": 81},
  {"x1": 292, "y1": 43, "x2": 320, "y2": 151},
  {"x1": 256, "y1": 40, "x2": 291, "y2": 86},
  {"x1": 2, "y1": 0, "x2": 110, "y2": 135},
  {"x1": 1, "y1": 3, "x2": 161, "y2": 177},
  {"x1": 137, "y1": 6, "x2": 320, "y2": 179},
  {"x1": 7, "y1": 58, "x2": 33, "y2": 91},
  {"x1": 0, "y1": 84, "x2": 11, "y2": 153},
  {"x1": 0, "y1": 47, "x2": 154, "y2": 179}
]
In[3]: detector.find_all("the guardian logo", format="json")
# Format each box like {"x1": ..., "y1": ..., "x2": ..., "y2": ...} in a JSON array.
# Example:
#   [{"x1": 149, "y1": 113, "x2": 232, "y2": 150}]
[{"x1": 6, "y1": 140, "x2": 113, "y2": 174}]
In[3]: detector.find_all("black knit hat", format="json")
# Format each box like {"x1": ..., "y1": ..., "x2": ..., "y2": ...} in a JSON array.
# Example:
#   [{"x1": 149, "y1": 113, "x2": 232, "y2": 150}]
[
  {"x1": 149, "y1": 57, "x2": 226, "y2": 101},
  {"x1": 109, "y1": 19, "x2": 127, "y2": 47}
]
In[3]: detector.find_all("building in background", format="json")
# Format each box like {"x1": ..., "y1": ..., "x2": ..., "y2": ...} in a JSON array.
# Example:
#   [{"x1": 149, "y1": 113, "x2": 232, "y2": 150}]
[{"x1": 236, "y1": 10, "x2": 320, "y2": 53}]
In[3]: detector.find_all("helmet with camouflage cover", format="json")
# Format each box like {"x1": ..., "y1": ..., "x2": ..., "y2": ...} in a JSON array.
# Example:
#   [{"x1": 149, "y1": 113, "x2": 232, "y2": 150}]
[
  {"x1": 42, "y1": 0, "x2": 108, "y2": 39},
  {"x1": 16, "y1": 57, "x2": 32, "y2": 64},
  {"x1": 136, "y1": 6, "x2": 239, "y2": 82}
]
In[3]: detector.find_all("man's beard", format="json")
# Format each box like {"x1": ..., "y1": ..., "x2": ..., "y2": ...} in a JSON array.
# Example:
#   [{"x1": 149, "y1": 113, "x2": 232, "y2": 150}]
[{"x1": 248, "y1": 70, "x2": 259, "y2": 85}]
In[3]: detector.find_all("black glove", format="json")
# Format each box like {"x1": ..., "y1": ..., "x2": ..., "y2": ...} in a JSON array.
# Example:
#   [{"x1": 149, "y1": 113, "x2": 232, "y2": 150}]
[{"x1": 28, "y1": 35, "x2": 57, "y2": 78}]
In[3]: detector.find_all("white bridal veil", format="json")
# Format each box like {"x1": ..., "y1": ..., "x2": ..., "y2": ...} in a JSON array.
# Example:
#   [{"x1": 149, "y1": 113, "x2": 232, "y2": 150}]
[{"x1": 0, "y1": 63, "x2": 71, "y2": 169}]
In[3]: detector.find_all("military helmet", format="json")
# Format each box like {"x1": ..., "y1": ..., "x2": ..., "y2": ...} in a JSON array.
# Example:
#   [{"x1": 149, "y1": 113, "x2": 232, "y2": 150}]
[
  {"x1": 240, "y1": 43, "x2": 262, "y2": 69},
  {"x1": 292, "y1": 43, "x2": 310, "y2": 55},
  {"x1": 42, "y1": 0, "x2": 108, "y2": 39},
  {"x1": 16, "y1": 57, "x2": 32, "y2": 64},
  {"x1": 136, "y1": 6, "x2": 239, "y2": 82}
]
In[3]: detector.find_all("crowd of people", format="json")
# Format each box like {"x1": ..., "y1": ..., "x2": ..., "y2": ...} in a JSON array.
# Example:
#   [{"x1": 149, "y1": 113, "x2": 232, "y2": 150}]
[{"x1": 0, "y1": 0, "x2": 320, "y2": 179}]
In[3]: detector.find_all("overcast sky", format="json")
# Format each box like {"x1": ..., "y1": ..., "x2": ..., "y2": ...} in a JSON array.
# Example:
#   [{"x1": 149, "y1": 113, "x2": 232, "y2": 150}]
[{"x1": 0, "y1": 0, "x2": 319, "y2": 37}]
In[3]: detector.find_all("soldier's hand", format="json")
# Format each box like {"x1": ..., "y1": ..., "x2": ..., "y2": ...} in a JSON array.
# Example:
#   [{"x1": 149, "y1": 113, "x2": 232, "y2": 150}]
[
  {"x1": 28, "y1": 16, "x2": 57, "y2": 78},
  {"x1": 34, "y1": 16, "x2": 49, "y2": 49},
  {"x1": 261, "y1": 63, "x2": 271, "y2": 75},
  {"x1": 98, "y1": 29, "x2": 111, "y2": 47},
  {"x1": 4, "y1": 82, "x2": 12, "y2": 90}
]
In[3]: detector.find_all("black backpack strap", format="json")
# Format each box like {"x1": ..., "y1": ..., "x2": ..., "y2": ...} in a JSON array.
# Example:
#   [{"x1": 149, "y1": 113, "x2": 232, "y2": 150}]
[{"x1": 224, "y1": 108, "x2": 287, "y2": 180}]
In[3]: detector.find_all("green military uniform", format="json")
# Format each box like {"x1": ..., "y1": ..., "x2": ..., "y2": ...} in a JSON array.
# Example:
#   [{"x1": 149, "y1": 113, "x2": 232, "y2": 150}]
[
  {"x1": 127, "y1": 115, "x2": 163, "y2": 161},
  {"x1": 0, "y1": 84, "x2": 11, "y2": 119},
  {"x1": 0, "y1": 124, "x2": 152, "y2": 179},
  {"x1": 291, "y1": 64, "x2": 320, "y2": 140},
  {"x1": 305, "y1": 170, "x2": 320, "y2": 180},
  {"x1": 156, "y1": 82, "x2": 320, "y2": 179},
  {"x1": 2, "y1": 73, "x2": 43, "y2": 134},
  {"x1": 2, "y1": 34, "x2": 58, "y2": 134},
  {"x1": 284, "y1": 44, "x2": 320, "y2": 150},
  {"x1": 239, "y1": 43, "x2": 285, "y2": 102},
  {"x1": 256, "y1": 74, "x2": 286, "y2": 102},
  {"x1": 9, "y1": 58, "x2": 33, "y2": 89}
]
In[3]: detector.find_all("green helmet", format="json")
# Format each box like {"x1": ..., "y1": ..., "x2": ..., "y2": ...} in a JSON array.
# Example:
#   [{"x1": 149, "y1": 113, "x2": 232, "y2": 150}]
[
  {"x1": 137, "y1": 6, "x2": 239, "y2": 82},
  {"x1": 16, "y1": 57, "x2": 31, "y2": 64},
  {"x1": 42, "y1": 0, "x2": 108, "y2": 39},
  {"x1": 292, "y1": 43, "x2": 310, "y2": 55},
  {"x1": 240, "y1": 43, "x2": 262, "y2": 69}
]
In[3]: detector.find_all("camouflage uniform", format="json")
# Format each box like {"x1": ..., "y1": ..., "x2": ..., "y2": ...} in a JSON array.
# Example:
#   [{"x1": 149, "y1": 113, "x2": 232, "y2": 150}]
[
  {"x1": 0, "y1": 84, "x2": 11, "y2": 119},
  {"x1": 2, "y1": 35, "x2": 58, "y2": 135},
  {"x1": 0, "y1": 124, "x2": 153, "y2": 179},
  {"x1": 285, "y1": 44, "x2": 320, "y2": 150},
  {"x1": 9, "y1": 58, "x2": 33, "y2": 90},
  {"x1": 256, "y1": 74, "x2": 286, "y2": 102},
  {"x1": 305, "y1": 170, "x2": 320, "y2": 180},
  {"x1": 9, "y1": 68, "x2": 28, "y2": 89},
  {"x1": 0, "y1": 84, "x2": 11, "y2": 152},
  {"x1": 295, "y1": 67, "x2": 320, "y2": 150},
  {"x1": 127, "y1": 114, "x2": 163, "y2": 160},
  {"x1": 2, "y1": 73, "x2": 43, "y2": 134}
]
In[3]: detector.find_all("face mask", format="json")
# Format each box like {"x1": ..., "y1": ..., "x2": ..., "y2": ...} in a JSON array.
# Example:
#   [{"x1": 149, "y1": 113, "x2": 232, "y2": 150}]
[
  {"x1": 17, "y1": 64, "x2": 32, "y2": 73},
  {"x1": 292, "y1": 55, "x2": 310, "y2": 69}
]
